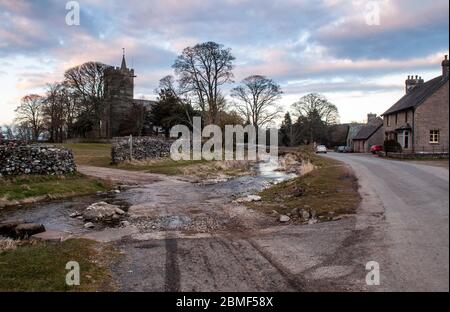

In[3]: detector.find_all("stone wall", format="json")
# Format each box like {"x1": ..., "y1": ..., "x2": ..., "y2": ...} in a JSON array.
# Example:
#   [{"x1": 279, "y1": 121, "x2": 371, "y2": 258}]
[
  {"x1": 380, "y1": 151, "x2": 448, "y2": 159},
  {"x1": 0, "y1": 143, "x2": 76, "y2": 176},
  {"x1": 111, "y1": 137, "x2": 173, "y2": 164}
]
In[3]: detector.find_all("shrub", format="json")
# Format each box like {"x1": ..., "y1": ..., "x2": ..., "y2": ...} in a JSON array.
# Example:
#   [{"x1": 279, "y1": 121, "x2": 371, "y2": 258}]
[{"x1": 384, "y1": 139, "x2": 402, "y2": 153}]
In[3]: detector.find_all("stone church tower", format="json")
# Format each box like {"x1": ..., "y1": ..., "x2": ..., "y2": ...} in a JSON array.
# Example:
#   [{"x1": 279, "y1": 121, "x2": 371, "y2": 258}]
[{"x1": 101, "y1": 51, "x2": 136, "y2": 138}]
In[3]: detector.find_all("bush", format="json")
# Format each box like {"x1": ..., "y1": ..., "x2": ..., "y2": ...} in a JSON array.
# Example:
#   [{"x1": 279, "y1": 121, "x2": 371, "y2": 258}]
[{"x1": 384, "y1": 139, "x2": 402, "y2": 153}]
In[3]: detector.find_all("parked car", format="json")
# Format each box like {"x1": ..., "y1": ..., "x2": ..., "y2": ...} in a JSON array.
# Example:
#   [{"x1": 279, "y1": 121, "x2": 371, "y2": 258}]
[
  {"x1": 370, "y1": 145, "x2": 383, "y2": 154},
  {"x1": 344, "y1": 146, "x2": 353, "y2": 153},
  {"x1": 316, "y1": 145, "x2": 327, "y2": 154},
  {"x1": 337, "y1": 146, "x2": 346, "y2": 153}
]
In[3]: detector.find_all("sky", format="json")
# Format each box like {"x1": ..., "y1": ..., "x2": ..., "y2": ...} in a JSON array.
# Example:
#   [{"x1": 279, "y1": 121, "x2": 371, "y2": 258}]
[{"x1": 0, "y1": 0, "x2": 448, "y2": 125}]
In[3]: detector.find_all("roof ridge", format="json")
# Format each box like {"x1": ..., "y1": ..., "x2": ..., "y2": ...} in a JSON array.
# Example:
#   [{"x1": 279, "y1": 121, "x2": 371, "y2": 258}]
[{"x1": 382, "y1": 75, "x2": 448, "y2": 116}]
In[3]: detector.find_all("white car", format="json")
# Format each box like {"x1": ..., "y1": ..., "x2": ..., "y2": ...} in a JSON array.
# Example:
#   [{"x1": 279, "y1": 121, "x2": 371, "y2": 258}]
[{"x1": 315, "y1": 145, "x2": 327, "y2": 154}]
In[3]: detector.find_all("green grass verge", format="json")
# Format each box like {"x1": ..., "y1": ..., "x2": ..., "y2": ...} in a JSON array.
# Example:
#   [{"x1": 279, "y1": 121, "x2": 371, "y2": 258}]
[
  {"x1": 248, "y1": 148, "x2": 361, "y2": 218},
  {"x1": 62, "y1": 143, "x2": 112, "y2": 167},
  {"x1": 62, "y1": 143, "x2": 218, "y2": 175},
  {"x1": 0, "y1": 173, "x2": 111, "y2": 202},
  {"x1": 117, "y1": 158, "x2": 208, "y2": 175},
  {"x1": 0, "y1": 239, "x2": 115, "y2": 291},
  {"x1": 61, "y1": 143, "x2": 251, "y2": 177}
]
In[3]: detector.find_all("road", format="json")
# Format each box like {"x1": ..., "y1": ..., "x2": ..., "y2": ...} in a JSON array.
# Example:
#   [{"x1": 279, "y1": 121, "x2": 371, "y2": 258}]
[
  {"x1": 324, "y1": 153, "x2": 449, "y2": 291},
  {"x1": 78, "y1": 155, "x2": 448, "y2": 291}
]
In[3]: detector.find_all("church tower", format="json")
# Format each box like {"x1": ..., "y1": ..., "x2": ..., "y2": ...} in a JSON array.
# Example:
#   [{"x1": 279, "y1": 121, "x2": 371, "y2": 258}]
[{"x1": 102, "y1": 50, "x2": 136, "y2": 138}]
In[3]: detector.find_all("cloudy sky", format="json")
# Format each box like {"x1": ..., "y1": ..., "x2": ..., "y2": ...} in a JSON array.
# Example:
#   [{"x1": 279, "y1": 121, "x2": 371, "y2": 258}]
[{"x1": 0, "y1": 0, "x2": 448, "y2": 125}]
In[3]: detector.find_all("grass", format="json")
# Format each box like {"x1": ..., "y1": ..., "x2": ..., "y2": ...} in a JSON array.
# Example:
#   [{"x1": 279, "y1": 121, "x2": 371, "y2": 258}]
[
  {"x1": 248, "y1": 147, "x2": 361, "y2": 219},
  {"x1": 62, "y1": 143, "x2": 251, "y2": 177},
  {"x1": 0, "y1": 239, "x2": 116, "y2": 291},
  {"x1": 0, "y1": 173, "x2": 111, "y2": 203},
  {"x1": 62, "y1": 143, "x2": 112, "y2": 167},
  {"x1": 117, "y1": 158, "x2": 209, "y2": 175},
  {"x1": 117, "y1": 158, "x2": 251, "y2": 177}
]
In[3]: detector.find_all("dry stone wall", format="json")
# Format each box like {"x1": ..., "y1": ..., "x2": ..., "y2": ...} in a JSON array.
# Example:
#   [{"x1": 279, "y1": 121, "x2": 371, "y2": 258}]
[
  {"x1": 111, "y1": 137, "x2": 173, "y2": 164},
  {"x1": 0, "y1": 143, "x2": 76, "y2": 176}
]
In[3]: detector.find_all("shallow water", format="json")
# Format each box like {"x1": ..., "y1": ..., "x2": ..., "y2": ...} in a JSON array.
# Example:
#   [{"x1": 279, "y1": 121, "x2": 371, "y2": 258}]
[
  {"x1": 0, "y1": 157, "x2": 296, "y2": 233},
  {"x1": 205, "y1": 158, "x2": 296, "y2": 198}
]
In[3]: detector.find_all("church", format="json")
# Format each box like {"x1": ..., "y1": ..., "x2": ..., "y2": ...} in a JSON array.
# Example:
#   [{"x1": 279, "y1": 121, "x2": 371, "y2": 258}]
[{"x1": 100, "y1": 52, "x2": 155, "y2": 138}]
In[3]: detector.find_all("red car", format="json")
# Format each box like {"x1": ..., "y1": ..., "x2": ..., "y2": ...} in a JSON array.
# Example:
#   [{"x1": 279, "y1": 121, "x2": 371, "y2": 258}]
[{"x1": 370, "y1": 145, "x2": 383, "y2": 154}]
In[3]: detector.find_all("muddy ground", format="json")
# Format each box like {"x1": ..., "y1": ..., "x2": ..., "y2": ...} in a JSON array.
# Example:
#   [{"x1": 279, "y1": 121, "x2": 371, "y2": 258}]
[{"x1": 1, "y1": 157, "x2": 374, "y2": 291}]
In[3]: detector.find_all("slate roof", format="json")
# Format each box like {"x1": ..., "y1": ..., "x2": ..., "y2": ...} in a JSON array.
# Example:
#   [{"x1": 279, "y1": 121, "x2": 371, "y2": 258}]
[
  {"x1": 383, "y1": 75, "x2": 449, "y2": 115},
  {"x1": 353, "y1": 120, "x2": 383, "y2": 140}
]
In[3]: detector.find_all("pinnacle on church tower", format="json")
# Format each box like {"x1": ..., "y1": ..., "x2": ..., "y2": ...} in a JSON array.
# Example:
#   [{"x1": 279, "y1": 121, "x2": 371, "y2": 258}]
[{"x1": 121, "y1": 48, "x2": 127, "y2": 70}]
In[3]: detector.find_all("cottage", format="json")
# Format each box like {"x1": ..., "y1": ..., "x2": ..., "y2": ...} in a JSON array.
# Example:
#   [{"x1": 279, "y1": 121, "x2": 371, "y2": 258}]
[
  {"x1": 382, "y1": 56, "x2": 449, "y2": 153},
  {"x1": 345, "y1": 123, "x2": 365, "y2": 151},
  {"x1": 352, "y1": 114, "x2": 384, "y2": 153}
]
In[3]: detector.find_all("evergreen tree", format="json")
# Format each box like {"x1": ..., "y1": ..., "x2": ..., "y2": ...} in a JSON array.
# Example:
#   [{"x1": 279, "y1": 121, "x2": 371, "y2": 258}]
[{"x1": 279, "y1": 112, "x2": 293, "y2": 146}]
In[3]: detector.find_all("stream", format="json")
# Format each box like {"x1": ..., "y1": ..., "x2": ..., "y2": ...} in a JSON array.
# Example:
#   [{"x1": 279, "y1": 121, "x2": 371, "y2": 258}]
[{"x1": 0, "y1": 157, "x2": 298, "y2": 235}]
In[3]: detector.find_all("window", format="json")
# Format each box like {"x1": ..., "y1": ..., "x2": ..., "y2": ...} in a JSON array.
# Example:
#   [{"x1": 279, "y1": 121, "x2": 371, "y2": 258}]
[
  {"x1": 404, "y1": 131, "x2": 409, "y2": 149},
  {"x1": 430, "y1": 130, "x2": 440, "y2": 144},
  {"x1": 395, "y1": 113, "x2": 398, "y2": 125},
  {"x1": 397, "y1": 132, "x2": 404, "y2": 147},
  {"x1": 387, "y1": 115, "x2": 391, "y2": 126},
  {"x1": 405, "y1": 111, "x2": 408, "y2": 123}
]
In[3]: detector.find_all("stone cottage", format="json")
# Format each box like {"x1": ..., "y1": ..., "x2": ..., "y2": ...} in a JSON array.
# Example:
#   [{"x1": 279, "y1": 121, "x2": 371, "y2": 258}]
[
  {"x1": 382, "y1": 56, "x2": 449, "y2": 153},
  {"x1": 352, "y1": 113, "x2": 384, "y2": 153},
  {"x1": 345, "y1": 123, "x2": 365, "y2": 151}
]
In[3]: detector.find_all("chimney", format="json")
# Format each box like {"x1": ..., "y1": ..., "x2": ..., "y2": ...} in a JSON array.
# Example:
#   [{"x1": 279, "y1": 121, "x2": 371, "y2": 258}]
[
  {"x1": 405, "y1": 75, "x2": 424, "y2": 94},
  {"x1": 367, "y1": 113, "x2": 377, "y2": 124},
  {"x1": 442, "y1": 55, "x2": 449, "y2": 79}
]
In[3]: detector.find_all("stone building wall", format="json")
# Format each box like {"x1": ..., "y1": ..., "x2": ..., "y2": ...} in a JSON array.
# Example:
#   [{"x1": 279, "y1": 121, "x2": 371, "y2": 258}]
[
  {"x1": 0, "y1": 144, "x2": 77, "y2": 176},
  {"x1": 102, "y1": 65, "x2": 135, "y2": 138},
  {"x1": 383, "y1": 80, "x2": 448, "y2": 153},
  {"x1": 352, "y1": 127, "x2": 384, "y2": 153},
  {"x1": 414, "y1": 81, "x2": 449, "y2": 152},
  {"x1": 366, "y1": 126, "x2": 385, "y2": 152}
]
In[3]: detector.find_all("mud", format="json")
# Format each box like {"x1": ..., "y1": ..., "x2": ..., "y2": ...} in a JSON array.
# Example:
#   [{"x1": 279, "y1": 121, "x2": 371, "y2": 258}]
[{"x1": 0, "y1": 155, "x2": 375, "y2": 291}]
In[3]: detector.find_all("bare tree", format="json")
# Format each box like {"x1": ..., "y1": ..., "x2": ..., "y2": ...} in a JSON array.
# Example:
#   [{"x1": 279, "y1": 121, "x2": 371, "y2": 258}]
[
  {"x1": 3, "y1": 125, "x2": 15, "y2": 140},
  {"x1": 158, "y1": 75, "x2": 177, "y2": 93},
  {"x1": 173, "y1": 41, "x2": 235, "y2": 124},
  {"x1": 231, "y1": 75, "x2": 283, "y2": 129},
  {"x1": 64, "y1": 61, "x2": 109, "y2": 136},
  {"x1": 157, "y1": 75, "x2": 196, "y2": 127},
  {"x1": 15, "y1": 94, "x2": 45, "y2": 141},
  {"x1": 43, "y1": 83, "x2": 67, "y2": 142},
  {"x1": 291, "y1": 93, "x2": 339, "y2": 144},
  {"x1": 60, "y1": 82, "x2": 79, "y2": 139},
  {"x1": 291, "y1": 93, "x2": 339, "y2": 124}
]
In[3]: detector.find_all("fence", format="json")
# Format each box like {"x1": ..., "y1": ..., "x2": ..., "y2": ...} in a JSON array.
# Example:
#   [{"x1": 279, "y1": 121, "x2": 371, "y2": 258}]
[{"x1": 382, "y1": 145, "x2": 449, "y2": 159}]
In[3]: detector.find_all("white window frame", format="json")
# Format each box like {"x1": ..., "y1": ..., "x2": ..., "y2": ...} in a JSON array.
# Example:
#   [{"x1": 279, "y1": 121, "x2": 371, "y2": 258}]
[{"x1": 429, "y1": 130, "x2": 439, "y2": 144}]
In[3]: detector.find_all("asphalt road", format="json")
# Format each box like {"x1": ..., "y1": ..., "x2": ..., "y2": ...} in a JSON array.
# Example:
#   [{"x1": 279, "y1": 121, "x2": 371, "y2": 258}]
[{"x1": 324, "y1": 153, "x2": 449, "y2": 291}]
